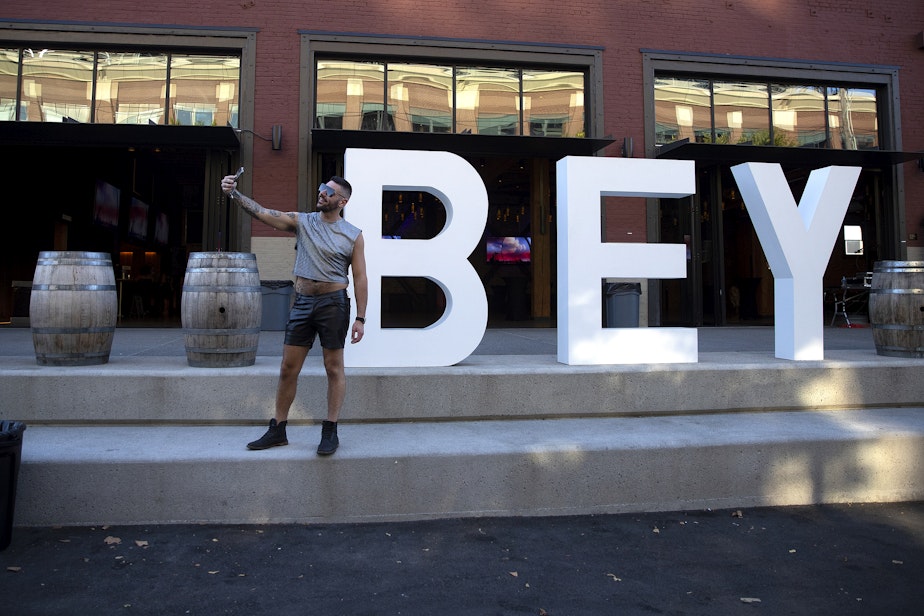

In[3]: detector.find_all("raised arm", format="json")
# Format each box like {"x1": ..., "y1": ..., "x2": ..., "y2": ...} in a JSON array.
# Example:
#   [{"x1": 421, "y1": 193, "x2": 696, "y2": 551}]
[{"x1": 220, "y1": 174, "x2": 298, "y2": 232}]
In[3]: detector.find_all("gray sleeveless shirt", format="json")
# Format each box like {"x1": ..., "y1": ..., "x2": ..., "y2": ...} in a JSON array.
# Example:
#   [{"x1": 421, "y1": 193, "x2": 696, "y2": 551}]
[{"x1": 292, "y1": 212, "x2": 362, "y2": 284}]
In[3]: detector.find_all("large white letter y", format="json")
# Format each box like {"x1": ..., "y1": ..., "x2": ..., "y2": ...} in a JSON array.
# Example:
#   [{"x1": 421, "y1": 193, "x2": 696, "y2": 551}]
[{"x1": 731, "y1": 163, "x2": 861, "y2": 360}]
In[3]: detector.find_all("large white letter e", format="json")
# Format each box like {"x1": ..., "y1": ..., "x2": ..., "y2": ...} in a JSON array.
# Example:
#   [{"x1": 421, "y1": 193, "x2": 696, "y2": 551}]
[{"x1": 557, "y1": 157, "x2": 698, "y2": 365}]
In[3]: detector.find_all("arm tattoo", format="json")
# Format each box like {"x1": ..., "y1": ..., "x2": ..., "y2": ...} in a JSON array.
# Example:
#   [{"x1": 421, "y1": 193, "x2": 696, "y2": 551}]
[{"x1": 233, "y1": 191, "x2": 287, "y2": 220}]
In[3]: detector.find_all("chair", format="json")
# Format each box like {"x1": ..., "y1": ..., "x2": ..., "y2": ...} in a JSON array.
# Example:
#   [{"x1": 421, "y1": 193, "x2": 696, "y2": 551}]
[{"x1": 830, "y1": 272, "x2": 872, "y2": 327}]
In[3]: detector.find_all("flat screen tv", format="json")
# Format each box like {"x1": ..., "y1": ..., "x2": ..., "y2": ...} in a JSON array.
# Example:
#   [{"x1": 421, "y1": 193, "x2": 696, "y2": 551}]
[
  {"x1": 486, "y1": 236, "x2": 531, "y2": 263},
  {"x1": 92, "y1": 180, "x2": 120, "y2": 228},
  {"x1": 128, "y1": 197, "x2": 149, "y2": 241}
]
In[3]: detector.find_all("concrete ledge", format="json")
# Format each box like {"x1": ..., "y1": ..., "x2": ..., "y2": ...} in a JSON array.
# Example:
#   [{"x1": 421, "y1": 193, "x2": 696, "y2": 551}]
[
  {"x1": 2, "y1": 354, "x2": 923, "y2": 424},
  {"x1": 15, "y1": 408, "x2": 924, "y2": 526}
]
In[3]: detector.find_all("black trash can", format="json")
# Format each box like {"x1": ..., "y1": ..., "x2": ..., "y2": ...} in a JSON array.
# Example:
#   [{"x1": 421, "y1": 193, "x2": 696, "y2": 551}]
[
  {"x1": 0, "y1": 420, "x2": 26, "y2": 552},
  {"x1": 260, "y1": 280, "x2": 295, "y2": 331},
  {"x1": 603, "y1": 282, "x2": 641, "y2": 327}
]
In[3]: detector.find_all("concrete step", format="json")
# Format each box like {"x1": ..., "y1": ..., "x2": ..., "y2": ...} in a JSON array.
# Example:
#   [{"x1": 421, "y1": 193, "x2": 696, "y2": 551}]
[
  {"x1": 15, "y1": 408, "x2": 924, "y2": 526},
  {"x1": 4, "y1": 332, "x2": 922, "y2": 527},
  {"x1": 2, "y1": 353, "x2": 923, "y2": 424}
]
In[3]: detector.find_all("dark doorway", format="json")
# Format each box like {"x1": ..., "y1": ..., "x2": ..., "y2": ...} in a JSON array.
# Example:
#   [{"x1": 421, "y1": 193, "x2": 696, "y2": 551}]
[
  {"x1": 659, "y1": 162, "x2": 888, "y2": 327},
  {"x1": 0, "y1": 137, "x2": 235, "y2": 326}
]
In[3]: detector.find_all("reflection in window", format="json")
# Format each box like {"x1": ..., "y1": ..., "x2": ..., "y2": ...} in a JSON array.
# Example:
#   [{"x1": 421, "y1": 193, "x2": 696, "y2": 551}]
[
  {"x1": 656, "y1": 74, "x2": 881, "y2": 150},
  {"x1": 0, "y1": 49, "x2": 22, "y2": 121},
  {"x1": 713, "y1": 81, "x2": 769, "y2": 145},
  {"x1": 96, "y1": 52, "x2": 167, "y2": 125},
  {"x1": 654, "y1": 76, "x2": 711, "y2": 143},
  {"x1": 388, "y1": 63, "x2": 452, "y2": 133},
  {"x1": 316, "y1": 60, "x2": 387, "y2": 131},
  {"x1": 351, "y1": 65, "x2": 388, "y2": 130},
  {"x1": 172, "y1": 104, "x2": 213, "y2": 126},
  {"x1": 523, "y1": 69, "x2": 585, "y2": 137},
  {"x1": 829, "y1": 87, "x2": 878, "y2": 150},
  {"x1": 21, "y1": 48, "x2": 94, "y2": 123},
  {"x1": 771, "y1": 84, "x2": 825, "y2": 147},
  {"x1": 315, "y1": 103, "x2": 345, "y2": 129},
  {"x1": 315, "y1": 59, "x2": 588, "y2": 138},
  {"x1": 3, "y1": 47, "x2": 240, "y2": 126},
  {"x1": 169, "y1": 54, "x2": 240, "y2": 126},
  {"x1": 457, "y1": 67, "x2": 520, "y2": 135},
  {"x1": 360, "y1": 105, "x2": 395, "y2": 130}
]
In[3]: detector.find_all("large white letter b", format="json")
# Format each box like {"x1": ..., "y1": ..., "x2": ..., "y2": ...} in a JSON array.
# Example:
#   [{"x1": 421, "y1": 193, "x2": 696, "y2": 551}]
[{"x1": 343, "y1": 149, "x2": 488, "y2": 367}]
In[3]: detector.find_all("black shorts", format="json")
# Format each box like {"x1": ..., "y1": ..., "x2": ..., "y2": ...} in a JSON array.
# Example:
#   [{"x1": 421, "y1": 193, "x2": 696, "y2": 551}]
[{"x1": 284, "y1": 289, "x2": 351, "y2": 350}]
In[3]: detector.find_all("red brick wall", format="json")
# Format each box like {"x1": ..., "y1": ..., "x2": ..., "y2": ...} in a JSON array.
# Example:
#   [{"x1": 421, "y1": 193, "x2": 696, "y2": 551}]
[{"x1": 5, "y1": 0, "x2": 923, "y2": 246}]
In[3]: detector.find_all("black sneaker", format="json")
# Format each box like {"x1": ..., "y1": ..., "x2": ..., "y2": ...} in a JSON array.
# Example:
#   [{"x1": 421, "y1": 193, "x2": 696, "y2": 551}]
[
  {"x1": 317, "y1": 420, "x2": 339, "y2": 456},
  {"x1": 247, "y1": 419, "x2": 288, "y2": 450}
]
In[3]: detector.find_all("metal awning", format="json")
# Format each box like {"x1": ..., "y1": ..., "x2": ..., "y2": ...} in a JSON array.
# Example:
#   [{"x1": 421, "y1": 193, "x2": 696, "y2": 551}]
[
  {"x1": 656, "y1": 139, "x2": 922, "y2": 168},
  {"x1": 311, "y1": 129, "x2": 615, "y2": 158},
  {"x1": 0, "y1": 121, "x2": 241, "y2": 149}
]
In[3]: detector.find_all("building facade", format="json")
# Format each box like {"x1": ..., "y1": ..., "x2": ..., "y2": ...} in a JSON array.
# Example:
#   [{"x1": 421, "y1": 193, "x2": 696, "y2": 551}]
[{"x1": 2, "y1": 1, "x2": 922, "y2": 328}]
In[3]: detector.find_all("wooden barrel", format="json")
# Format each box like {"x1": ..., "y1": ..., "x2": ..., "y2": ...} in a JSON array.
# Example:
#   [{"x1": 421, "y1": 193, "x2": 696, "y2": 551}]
[
  {"x1": 181, "y1": 252, "x2": 262, "y2": 367},
  {"x1": 868, "y1": 260, "x2": 924, "y2": 358},
  {"x1": 30, "y1": 251, "x2": 118, "y2": 366}
]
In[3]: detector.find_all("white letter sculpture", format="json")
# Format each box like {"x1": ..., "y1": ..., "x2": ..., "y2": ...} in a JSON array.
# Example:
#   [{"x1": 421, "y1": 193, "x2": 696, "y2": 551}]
[
  {"x1": 343, "y1": 148, "x2": 488, "y2": 367},
  {"x1": 730, "y1": 163, "x2": 861, "y2": 360},
  {"x1": 557, "y1": 157, "x2": 698, "y2": 365}
]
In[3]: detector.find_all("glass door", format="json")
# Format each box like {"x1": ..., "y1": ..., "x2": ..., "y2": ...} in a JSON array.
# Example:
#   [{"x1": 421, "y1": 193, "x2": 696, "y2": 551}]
[
  {"x1": 659, "y1": 165, "x2": 725, "y2": 326},
  {"x1": 720, "y1": 165, "x2": 772, "y2": 324},
  {"x1": 699, "y1": 166, "x2": 724, "y2": 325},
  {"x1": 659, "y1": 193, "x2": 698, "y2": 326}
]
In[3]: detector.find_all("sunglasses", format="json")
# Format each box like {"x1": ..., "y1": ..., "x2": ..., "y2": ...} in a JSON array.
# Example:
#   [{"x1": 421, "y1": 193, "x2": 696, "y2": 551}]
[{"x1": 318, "y1": 183, "x2": 348, "y2": 200}]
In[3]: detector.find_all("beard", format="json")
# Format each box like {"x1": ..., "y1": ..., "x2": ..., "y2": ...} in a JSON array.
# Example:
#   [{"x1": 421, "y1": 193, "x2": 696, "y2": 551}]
[{"x1": 316, "y1": 198, "x2": 338, "y2": 212}]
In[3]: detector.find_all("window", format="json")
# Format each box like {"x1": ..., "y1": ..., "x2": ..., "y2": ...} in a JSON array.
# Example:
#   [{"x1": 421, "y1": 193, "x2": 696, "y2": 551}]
[
  {"x1": 96, "y1": 52, "x2": 167, "y2": 125},
  {"x1": 654, "y1": 76, "x2": 711, "y2": 143},
  {"x1": 315, "y1": 59, "x2": 587, "y2": 138},
  {"x1": 315, "y1": 102, "x2": 345, "y2": 129},
  {"x1": 655, "y1": 74, "x2": 880, "y2": 150},
  {"x1": 829, "y1": 87, "x2": 879, "y2": 150},
  {"x1": 771, "y1": 84, "x2": 825, "y2": 147},
  {"x1": 0, "y1": 48, "x2": 22, "y2": 121},
  {"x1": 844, "y1": 225, "x2": 864, "y2": 255},
  {"x1": 523, "y1": 68, "x2": 585, "y2": 137},
  {"x1": 316, "y1": 60, "x2": 385, "y2": 130},
  {"x1": 170, "y1": 54, "x2": 240, "y2": 126},
  {"x1": 713, "y1": 81, "x2": 769, "y2": 145},
  {"x1": 360, "y1": 104, "x2": 395, "y2": 131},
  {"x1": 456, "y1": 66, "x2": 520, "y2": 136},
  {"x1": 3, "y1": 46, "x2": 241, "y2": 126},
  {"x1": 172, "y1": 103, "x2": 216, "y2": 126},
  {"x1": 21, "y1": 49, "x2": 94, "y2": 123},
  {"x1": 387, "y1": 63, "x2": 452, "y2": 133}
]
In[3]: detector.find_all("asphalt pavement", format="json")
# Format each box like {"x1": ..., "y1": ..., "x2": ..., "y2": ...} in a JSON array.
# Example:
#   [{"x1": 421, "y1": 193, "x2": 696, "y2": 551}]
[{"x1": 1, "y1": 501, "x2": 922, "y2": 615}]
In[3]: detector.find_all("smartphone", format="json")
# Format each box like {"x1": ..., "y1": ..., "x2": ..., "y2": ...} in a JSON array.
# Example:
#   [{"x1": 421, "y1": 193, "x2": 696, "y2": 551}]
[{"x1": 233, "y1": 167, "x2": 245, "y2": 180}]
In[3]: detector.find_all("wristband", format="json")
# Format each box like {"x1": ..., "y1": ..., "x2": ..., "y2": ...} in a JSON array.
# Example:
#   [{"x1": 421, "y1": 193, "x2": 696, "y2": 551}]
[{"x1": 355, "y1": 316, "x2": 366, "y2": 324}]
